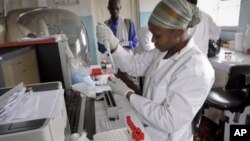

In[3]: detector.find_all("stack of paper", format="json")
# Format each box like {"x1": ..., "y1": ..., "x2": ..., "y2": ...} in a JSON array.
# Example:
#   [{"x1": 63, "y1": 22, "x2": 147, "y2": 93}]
[{"x1": 0, "y1": 83, "x2": 64, "y2": 124}]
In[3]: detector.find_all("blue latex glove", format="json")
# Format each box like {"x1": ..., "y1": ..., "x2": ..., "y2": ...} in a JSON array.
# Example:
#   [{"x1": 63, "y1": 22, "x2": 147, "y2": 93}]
[{"x1": 98, "y1": 42, "x2": 107, "y2": 54}]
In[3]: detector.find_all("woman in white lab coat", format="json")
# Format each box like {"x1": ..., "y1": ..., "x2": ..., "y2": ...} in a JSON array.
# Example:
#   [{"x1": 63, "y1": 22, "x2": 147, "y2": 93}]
[{"x1": 96, "y1": 0, "x2": 215, "y2": 140}]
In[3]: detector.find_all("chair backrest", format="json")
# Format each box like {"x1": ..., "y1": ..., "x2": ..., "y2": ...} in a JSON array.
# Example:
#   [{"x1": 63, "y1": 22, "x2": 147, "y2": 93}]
[{"x1": 225, "y1": 65, "x2": 250, "y2": 90}]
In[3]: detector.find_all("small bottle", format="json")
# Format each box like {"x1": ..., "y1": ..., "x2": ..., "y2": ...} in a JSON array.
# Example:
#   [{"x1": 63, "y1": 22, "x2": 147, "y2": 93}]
[
  {"x1": 243, "y1": 24, "x2": 250, "y2": 53},
  {"x1": 101, "y1": 60, "x2": 107, "y2": 74}
]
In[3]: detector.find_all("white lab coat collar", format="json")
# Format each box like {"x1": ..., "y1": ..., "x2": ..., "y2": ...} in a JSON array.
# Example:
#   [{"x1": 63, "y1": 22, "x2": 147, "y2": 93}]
[
  {"x1": 170, "y1": 37, "x2": 196, "y2": 61},
  {"x1": 137, "y1": 38, "x2": 196, "y2": 74}
]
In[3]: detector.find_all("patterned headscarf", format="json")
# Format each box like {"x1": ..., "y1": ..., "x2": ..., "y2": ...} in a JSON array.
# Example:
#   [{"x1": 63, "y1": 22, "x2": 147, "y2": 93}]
[{"x1": 149, "y1": 0, "x2": 201, "y2": 29}]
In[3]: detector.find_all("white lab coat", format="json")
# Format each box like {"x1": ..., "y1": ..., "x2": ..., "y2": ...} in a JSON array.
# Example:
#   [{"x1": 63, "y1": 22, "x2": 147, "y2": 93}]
[
  {"x1": 134, "y1": 25, "x2": 154, "y2": 54},
  {"x1": 188, "y1": 11, "x2": 221, "y2": 56},
  {"x1": 111, "y1": 38, "x2": 215, "y2": 141},
  {"x1": 117, "y1": 17, "x2": 132, "y2": 54}
]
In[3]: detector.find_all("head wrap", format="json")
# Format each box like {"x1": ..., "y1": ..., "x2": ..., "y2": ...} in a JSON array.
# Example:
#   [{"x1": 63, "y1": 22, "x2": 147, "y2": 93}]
[{"x1": 149, "y1": 0, "x2": 201, "y2": 29}]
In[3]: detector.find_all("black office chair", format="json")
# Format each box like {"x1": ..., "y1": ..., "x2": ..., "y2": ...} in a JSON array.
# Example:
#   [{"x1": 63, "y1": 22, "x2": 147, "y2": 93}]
[{"x1": 205, "y1": 65, "x2": 250, "y2": 140}]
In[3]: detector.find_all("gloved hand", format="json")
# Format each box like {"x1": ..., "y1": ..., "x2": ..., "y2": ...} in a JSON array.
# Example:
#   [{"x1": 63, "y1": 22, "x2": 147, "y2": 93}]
[
  {"x1": 96, "y1": 23, "x2": 119, "y2": 50},
  {"x1": 107, "y1": 76, "x2": 134, "y2": 96},
  {"x1": 119, "y1": 41, "x2": 130, "y2": 47},
  {"x1": 97, "y1": 42, "x2": 107, "y2": 53}
]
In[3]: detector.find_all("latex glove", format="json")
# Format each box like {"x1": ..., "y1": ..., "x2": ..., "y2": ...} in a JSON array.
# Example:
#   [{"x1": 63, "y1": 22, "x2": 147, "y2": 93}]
[
  {"x1": 107, "y1": 76, "x2": 134, "y2": 96},
  {"x1": 96, "y1": 23, "x2": 119, "y2": 49}
]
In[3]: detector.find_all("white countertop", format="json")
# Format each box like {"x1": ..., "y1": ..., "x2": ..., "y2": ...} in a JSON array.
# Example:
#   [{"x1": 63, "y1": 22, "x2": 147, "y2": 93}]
[{"x1": 209, "y1": 48, "x2": 250, "y2": 71}]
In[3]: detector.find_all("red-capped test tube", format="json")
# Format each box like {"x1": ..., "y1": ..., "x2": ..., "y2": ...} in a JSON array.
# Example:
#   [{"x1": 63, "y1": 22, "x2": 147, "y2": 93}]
[{"x1": 126, "y1": 116, "x2": 144, "y2": 141}]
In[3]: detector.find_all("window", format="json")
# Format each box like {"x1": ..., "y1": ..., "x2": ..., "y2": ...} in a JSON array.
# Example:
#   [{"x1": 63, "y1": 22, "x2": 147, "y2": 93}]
[{"x1": 198, "y1": 0, "x2": 241, "y2": 27}]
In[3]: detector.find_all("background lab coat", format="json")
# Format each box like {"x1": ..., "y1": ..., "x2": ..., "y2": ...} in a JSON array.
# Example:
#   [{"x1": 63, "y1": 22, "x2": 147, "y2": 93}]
[
  {"x1": 134, "y1": 25, "x2": 154, "y2": 54},
  {"x1": 188, "y1": 11, "x2": 221, "y2": 56},
  {"x1": 110, "y1": 38, "x2": 215, "y2": 141}
]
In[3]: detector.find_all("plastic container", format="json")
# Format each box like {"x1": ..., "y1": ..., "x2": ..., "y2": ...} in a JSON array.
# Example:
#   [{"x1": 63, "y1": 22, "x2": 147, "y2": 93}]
[
  {"x1": 228, "y1": 41, "x2": 235, "y2": 50},
  {"x1": 243, "y1": 24, "x2": 250, "y2": 53},
  {"x1": 235, "y1": 33, "x2": 244, "y2": 51}
]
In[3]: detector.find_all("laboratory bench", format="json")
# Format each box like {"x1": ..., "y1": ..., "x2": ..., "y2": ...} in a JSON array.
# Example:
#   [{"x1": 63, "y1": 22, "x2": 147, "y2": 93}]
[
  {"x1": 209, "y1": 47, "x2": 250, "y2": 87},
  {"x1": 209, "y1": 47, "x2": 250, "y2": 71},
  {"x1": 65, "y1": 89, "x2": 151, "y2": 141}
]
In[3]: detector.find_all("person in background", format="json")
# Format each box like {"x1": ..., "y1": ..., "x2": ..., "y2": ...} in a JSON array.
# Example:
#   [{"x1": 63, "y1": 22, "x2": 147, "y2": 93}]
[
  {"x1": 96, "y1": 0, "x2": 215, "y2": 140},
  {"x1": 98, "y1": 0, "x2": 141, "y2": 95},
  {"x1": 186, "y1": 0, "x2": 221, "y2": 56},
  {"x1": 134, "y1": 25, "x2": 155, "y2": 54},
  {"x1": 98, "y1": 0, "x2": 138, "y2": 54}
]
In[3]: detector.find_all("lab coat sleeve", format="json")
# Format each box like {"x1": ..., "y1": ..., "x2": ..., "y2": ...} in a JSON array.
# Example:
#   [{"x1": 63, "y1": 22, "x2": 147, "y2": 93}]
[
  {"x1": 208, "y1": 15, "x2": 221, "y2": 40},
  {"x1": 129, "y1": 63, "x2": 214, "y2": 133},
  {"x1": 138, "y1": 26, "x2": 154, "y2": 51},
  {"x1": 111, "y1": 45, "x2": 158, "y2": 77}
]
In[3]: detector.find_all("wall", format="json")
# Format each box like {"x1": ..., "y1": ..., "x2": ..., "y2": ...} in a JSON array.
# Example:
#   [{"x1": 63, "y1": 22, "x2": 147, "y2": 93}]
[
  {"x1": 138, "y1": 0, "x2": 160, "y2": 27},
  {"x1": 220, "y1": 29, "x2": 237, "y2": 41},
  {"x1": 238, "y1": 0, "x2": 250, "y2": 33},
  {"x1": 138, "y1": 0, "x2": 250, "y2": 42},
  {"x1": 220, "y1": 0, "x2": 250, "y2": 41}
]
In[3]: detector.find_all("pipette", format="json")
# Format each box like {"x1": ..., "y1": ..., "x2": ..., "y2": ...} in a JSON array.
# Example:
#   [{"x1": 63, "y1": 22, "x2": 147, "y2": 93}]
[
  {"x1": 97, "y1": 22, "x2": 117, "y2": 74},
  {"x1": 105, "y1": 41, "x2": 117, "y2": 74}
]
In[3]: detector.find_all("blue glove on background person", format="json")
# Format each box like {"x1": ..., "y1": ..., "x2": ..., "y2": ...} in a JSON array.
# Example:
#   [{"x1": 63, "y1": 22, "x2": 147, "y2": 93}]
[{"x1": 97, "y1": 43, "x2": 107, "y2": 54}]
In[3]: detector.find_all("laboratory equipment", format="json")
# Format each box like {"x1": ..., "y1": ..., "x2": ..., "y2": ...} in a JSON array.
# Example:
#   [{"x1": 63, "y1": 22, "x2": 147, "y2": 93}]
[
  {"x1": 5, "y1": 7, "x2": 91, "y2": 85},
  {"x1": 6, "y1": 8, "x2": 90, "y2": 66},
  {"x1": 243, "y1": 24, "x2": 250, "y2": 53},
  {"x1": 0, "y1": 82, "x2": 71, "y2": 141},
  {"x1": 103, "y1": 91, "x2": 119, "y2": 120}
]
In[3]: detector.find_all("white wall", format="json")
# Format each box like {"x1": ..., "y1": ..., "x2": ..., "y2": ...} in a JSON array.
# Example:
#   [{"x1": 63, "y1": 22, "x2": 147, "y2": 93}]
[
  {"x1": 138, "y1": 0, "x2": 160, "y2": 27},
  {"x1": 56, "y1": 0, "x2": 92, "y2": 16},
  {"x1": 139, "y1": 0, "x2": 160, "y2": 12}
]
